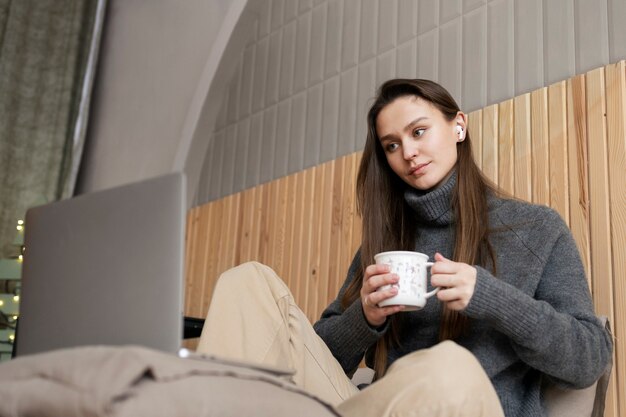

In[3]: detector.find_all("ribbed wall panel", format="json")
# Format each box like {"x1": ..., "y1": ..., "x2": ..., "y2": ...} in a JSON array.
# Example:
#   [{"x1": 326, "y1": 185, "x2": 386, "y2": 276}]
[
  {"x1": 359, "y1": 0, "x2": 378, "y2": 63},
  {"x1": 233, "y1": 117, "x2": 251, "y2": 192},
  {"x1": 260, "y1": 104, "x2": 277, "y2": 183},
  {"x1": 609, "y1": 0, "x2": 626, "y2": 62},
  {"x1": 324, "y1": 0, "x2": 343, "y2": 78},
  {"x1": 356, "y1": 58, "x2": 377, "y2": 149},
  {"x1": 271, "y1": 0, "x2": 284, "y2": 30},
  {"x1": 337, "y1": 66, "x2": 358, "y2": 155},
  {"x1": 195, "y1": 0, "x2": 626, "y2": 206},
  {"x1": 304, "y1": 83, "x2": 323, "y2": 168},
  {"x1": 265, "y1": 30, "x2": 282, "y2": 106},
  {"x1": 486, "y1": 0, "x2": 513, "y2": 105},
  {"x1": 288, "y1": 91, "x2": 307, "y2": 174},
  {"x1": 543, "y1": 0, "x2": 575, "y2": 86},
  {"x1": 309, "y1": 3, "x2": 328, "y2": 86},
  {"x1": 320, "y1": 76, "x2": 340, "y2": 162},
  {"x1": 397, "y1": 0, "x2": 417, "y2": 44},
  {"x1": 396, "y1": 38, "x2": 416, "y2": 79},
  {"x1": 377, "y1": 0, "x2": 397, "y2": 53},
  {"x1": 274, "y1": 99, "x2": 291, "y2": 178}
]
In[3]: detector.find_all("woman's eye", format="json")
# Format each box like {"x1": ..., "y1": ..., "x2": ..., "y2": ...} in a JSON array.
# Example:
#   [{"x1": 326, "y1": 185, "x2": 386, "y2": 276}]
[
  {"x1": 386, "y1": 143, "x2": 399, "y2": 152},
  {"x1": 413, "y1": 128, "x2": 425, "y2": 137}
]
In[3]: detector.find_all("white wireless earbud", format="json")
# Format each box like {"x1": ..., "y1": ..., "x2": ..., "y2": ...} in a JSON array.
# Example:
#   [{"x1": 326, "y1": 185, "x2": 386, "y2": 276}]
[{"x1": 455, "y1": 125, "x2": 464, "y2": 141}]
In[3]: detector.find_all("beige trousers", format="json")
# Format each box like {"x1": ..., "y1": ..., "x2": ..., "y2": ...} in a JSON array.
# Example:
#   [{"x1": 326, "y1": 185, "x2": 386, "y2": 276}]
[{"x1": 197, "y1": 262, "x2": 504, "y2": 417}]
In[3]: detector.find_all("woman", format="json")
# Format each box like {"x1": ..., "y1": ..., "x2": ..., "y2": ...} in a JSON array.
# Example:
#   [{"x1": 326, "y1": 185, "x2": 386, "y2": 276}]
[{"x1": 198, "y1": 79, "x2": 612, "y2": 417}]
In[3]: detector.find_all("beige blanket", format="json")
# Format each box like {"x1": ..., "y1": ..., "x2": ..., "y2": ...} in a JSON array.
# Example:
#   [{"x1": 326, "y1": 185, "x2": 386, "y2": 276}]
[{"x1": 0, "y1": 346, "x2": 340, "y2": 417}]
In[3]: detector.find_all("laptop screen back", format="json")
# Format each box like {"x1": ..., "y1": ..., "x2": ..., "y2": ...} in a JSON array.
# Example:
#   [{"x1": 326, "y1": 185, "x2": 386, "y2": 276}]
[{"x1": 15, "y1": 173, "x2": 185, "y2": 356}]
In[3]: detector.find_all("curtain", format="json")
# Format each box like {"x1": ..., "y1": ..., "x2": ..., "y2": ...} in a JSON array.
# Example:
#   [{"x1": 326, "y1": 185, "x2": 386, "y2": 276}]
[{"x1": 0, "y1": 0, "x2": 105, "y2": 257}]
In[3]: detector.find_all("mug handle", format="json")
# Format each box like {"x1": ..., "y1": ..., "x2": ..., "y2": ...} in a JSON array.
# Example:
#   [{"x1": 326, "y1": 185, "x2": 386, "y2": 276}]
[{"x1": 424, "y1": 262, "x2": 439, "y2": 298}]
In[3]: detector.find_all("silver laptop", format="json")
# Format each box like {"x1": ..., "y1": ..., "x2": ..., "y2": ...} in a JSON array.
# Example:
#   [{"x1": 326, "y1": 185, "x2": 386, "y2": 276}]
[{"x1": 15, "y1": 173, "x2": 185, "y2": 356}]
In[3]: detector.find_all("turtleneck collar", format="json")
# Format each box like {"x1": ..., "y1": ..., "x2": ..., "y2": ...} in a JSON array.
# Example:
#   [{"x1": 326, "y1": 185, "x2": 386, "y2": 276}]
[{"x1": 403, "y1": 172, "x2": 456, "y2": 225}]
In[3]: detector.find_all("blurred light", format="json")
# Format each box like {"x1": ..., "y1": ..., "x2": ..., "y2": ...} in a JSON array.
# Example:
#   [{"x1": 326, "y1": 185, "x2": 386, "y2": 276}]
[
  {"x1": 17, "y1": 220, "x2": 24, "y2": 225},
  {"x1": 0, "y1": 300, "x2": 3, "y2": 306},
  {"x1": 13, "y1": 295, "x2": 19, "y2": 302},
  {"x1": 18, "y1": 255, "x2": 23, "y2": 261},
  {"x1": 16, "y1": 225, "x2": 23, "y2": 231},
  {"x1": 12, "y1": 315, "x2": 18, "y2": 321},
  {"x1": 9, "y1": 334, "x2": 15, "y2": 342}
]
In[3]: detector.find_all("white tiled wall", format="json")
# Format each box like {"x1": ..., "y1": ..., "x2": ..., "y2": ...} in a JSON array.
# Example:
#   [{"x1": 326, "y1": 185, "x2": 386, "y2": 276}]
[{"x1": 196, "y1": 0, "x2": 626, "y2": 204}]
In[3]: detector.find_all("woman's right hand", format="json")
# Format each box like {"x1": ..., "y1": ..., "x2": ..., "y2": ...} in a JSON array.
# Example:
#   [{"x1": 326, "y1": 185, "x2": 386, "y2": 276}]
[{"x1": 360, "y1": 264, "x2": 405, "y2": 327}]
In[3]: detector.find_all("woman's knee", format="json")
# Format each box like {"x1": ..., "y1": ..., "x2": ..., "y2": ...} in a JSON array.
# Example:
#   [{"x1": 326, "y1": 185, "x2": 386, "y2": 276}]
[
  {"x1": 387, "y1": 341, "x2": 489, "y2": 392},
  {"x1": 375, "y1": 342, "x2": 502, "y2": 416},
  {"x1": 215, "y1": 261, "x2": 290, "y2": 300}
]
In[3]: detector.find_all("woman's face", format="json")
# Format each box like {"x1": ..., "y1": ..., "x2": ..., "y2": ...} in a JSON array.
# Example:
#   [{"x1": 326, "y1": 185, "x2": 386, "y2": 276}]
[{"x1": 375, "y1": 95, "x2": 466, "y2": 191}]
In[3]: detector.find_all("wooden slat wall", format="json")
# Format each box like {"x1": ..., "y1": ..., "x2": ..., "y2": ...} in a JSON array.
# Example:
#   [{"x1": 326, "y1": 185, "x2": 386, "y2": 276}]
[{"x1": 184, "y1": 62, "x2": 626, "y2": 416}]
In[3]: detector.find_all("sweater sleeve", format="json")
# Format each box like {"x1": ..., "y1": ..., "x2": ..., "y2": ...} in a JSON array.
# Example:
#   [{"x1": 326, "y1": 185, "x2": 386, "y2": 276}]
[
  {"x1": 313, "y1": 250, "x2": 387, "y2": 375},
  {"x1": 464, "y1": 219, "x2": 612, "y2": 389}
]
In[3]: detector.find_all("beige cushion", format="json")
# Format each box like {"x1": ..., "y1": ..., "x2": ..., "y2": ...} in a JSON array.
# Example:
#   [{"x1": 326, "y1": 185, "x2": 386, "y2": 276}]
[{"x1": 543, "y1": 316, "x2": 612, "y2": 417}]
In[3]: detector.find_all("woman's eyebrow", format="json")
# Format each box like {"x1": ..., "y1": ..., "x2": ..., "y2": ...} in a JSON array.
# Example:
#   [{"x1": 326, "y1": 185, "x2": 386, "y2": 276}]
[
  {"x1": 379, "y1": 116, "x2": 428, "y2": 142},
  {"x1": 405, "y1": 116, "x2": 428, "y2": 130}
]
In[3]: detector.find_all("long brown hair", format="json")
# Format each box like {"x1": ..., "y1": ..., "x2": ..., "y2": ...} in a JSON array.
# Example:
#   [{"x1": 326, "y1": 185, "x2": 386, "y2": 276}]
[{"x1": 340, "y1": 79, "x2": 497, "y2": 379}]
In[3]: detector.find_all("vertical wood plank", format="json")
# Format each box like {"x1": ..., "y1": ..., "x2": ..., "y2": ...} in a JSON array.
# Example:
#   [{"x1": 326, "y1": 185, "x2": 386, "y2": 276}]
[
  {"x1": 257, "y1": 183, "x2": 272, "y2": 268},
  {"x1": 328, "y1": 156, "x2": 346, "y2": 303},
  {"x1": 267, "y1": 182, "x2": 279, "y2": 267},
  {"x1": 273, "y1": 178, "x2": 288, "y2": 278},
  {"x1": 233, "y1": 192, "x2": 245, "y2": 267},
  {"x1": 220, "y1": 196, "x2": 237, "y2": 276},
  {"x1": 228, "y1": 194, "x2": 242, "y2": 272},
  {"x1": 482, "y1": 104, "x2": 499, "y2": 185},
  {"x1": 339, "y1": 153, "x2": 357, "y2": 293},
  {"x1": 351, "y1": 152, "x2": 363, "y2": 257},
  {"x1": 261, "y1": 180, "x2": 274, "y2": 272},
  {"x1": 282, "y1": 175, "x2": 298, "y2": 288},
  {"x1": 548, "y1": 81, "x2": 569, "y2": 224},
  {"x1": 514, "y1": 93, "x2": 532, "y2": 202},
  {"x1": 221, "y1": 194, "x2": 239, "y2": 272},
  {"x1": 184, "y1": 208, "x2": 199, "y2": 317},
  {"x1": 200, "y1": 201, "x2": 218, "y2": 318},
  {"x1": 298, "y1": 168, "x2": 316, "y2": 309},
  {"x1": 605, "y1": 60, "x2": 626, "y2": 417},
  {"x1": 286, "y1": 172, "x2": 306, "y2": 305},
  {"x1": 307, "y1": 164, "x2": 326, "y2": 321},
  {"x1": 468, "y1": 109, "x2": 483, "y2": 170},
  {"x1": 586, "y1": 67, "x2": 618, "y2": 417},
  {"x1": 531, "y1": 88, "x2": 550, "y2": 206},
  {"x1": 251, "y1": 184, "x2": 265, "y2": 261},
  {"x1": 498, "y1": 99, "x2": 515, "y2": 194},
  {"x1": 207, "y1": 198, "x2": 228, "y2": 315},
  {"x1": 316, "y1": 161, "x2": 335, "y2": 322},
  {"x1": 567, "y1": 75, "x2": 592, "y2": 286},
  {"x1": 214, "y1": 197, "x2": 229, "y2": 291},
  {"x1": 238, "y1": 187, "x2": 256, "y2": 264}
]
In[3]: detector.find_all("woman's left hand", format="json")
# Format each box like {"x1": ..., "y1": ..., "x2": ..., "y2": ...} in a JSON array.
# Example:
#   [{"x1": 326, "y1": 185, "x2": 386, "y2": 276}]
[{"x1": 430, "y1": 252, "x2": 477, "y2": 311}]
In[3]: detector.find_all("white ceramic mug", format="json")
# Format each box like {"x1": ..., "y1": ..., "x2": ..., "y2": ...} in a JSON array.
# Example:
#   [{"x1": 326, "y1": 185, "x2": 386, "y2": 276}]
[{"x1": 374, "y1": 251, "x2": 438, "y2": 311}]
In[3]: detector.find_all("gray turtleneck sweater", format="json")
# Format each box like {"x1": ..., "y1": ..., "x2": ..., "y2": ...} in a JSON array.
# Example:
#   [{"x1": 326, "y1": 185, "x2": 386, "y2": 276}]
[{"x1": 313, "y1": 175, "x2": 612, "y2": 417}]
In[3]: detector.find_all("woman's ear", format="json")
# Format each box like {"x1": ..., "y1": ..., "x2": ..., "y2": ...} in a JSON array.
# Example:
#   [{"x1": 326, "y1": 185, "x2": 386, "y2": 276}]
[{"x1": 455, "y1": 112, "x2": 468, "y2": 142}]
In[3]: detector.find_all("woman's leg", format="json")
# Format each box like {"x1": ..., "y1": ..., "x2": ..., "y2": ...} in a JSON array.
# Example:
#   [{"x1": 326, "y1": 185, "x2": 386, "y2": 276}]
[
  {"x1": 196, "y1": 261, "x2": 359, "y2": 406},
  {"x1": 337, "y1": 341, "x2": 504, "y2": 417}
]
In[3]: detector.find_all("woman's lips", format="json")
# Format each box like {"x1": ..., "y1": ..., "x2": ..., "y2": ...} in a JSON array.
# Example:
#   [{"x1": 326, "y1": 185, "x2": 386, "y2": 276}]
[{"x1": 408, "y1": 162, "x2": 430, "y2": 175}]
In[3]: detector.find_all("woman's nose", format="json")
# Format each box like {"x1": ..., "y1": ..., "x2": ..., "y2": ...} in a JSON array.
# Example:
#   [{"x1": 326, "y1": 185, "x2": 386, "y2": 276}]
[{"x1": 403, "y1": 143, "x2": 418, "y2": 160}]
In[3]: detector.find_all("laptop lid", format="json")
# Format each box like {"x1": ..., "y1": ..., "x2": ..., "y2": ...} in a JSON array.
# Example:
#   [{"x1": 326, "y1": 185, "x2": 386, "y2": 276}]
[{"x1": 15, "y1": 173, "x2": 185, "y2": 356}]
